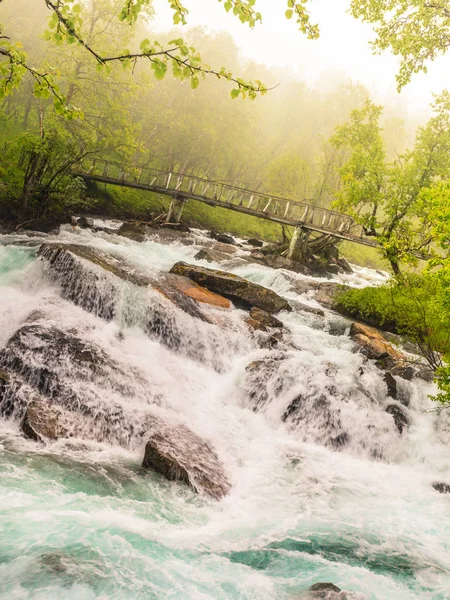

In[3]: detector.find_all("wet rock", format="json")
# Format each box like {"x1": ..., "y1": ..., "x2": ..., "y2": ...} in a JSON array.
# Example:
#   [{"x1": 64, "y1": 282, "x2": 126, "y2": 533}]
[
  {"x1": 385, "y1": 403, "x2": 409, "y2": 434},
  {"x1": 391, "y1": 364, "x2": 415, "y2": 381},
  {"x1": 308, "y1": 582, "x2": 342, "y2": 598},
  {"x1": 247, "y1": 238, "x2": 264, "y2": 247},
  {"x1": 143, "y1": 424, "x2": 231, "y2": 500},
  {"x1": 262, "y1": 254, "x2": 310, "y2": 275},
  {"x1": 38, "y1": 243, "x2": 213, "y2": 323},
  {"x1": 194, "y1": 248, "x2": 232, "y2": 264},
  {"x1": 243, "y1": 355, "x2": 287, "y2": 410},
  {"x1": 432, "y1": 482, "x2": 450, "y2": 494},
  {"x1": 0, "y1": 369, "x2": 43, "y2": 421},
  {"x1": 0, "y1": 323, "x2": 164, "y2": 446},
  {"x1": 170, "y1": 262, "x2": 292, "y2": 314},
  {"x1": 290, "y1": 279, "x2": 320, "y2": 296},
  {"x1": 384, "y1": 372, "x2": 398, "y2": 399},
  {"x1": 350, "y1": 323, "x2": 404, "y2": 362},
  {"x1": 209, "y1": 231, "x2": 236, "y2": 245},
  {"x1": 326, "y1": 263, "x2": 341, "y2": 275},
  {"x1": 21, "y1": 398, "x2": 71, "y2": 442},
  {"x1": 245, "y1": 317, "x2": 267, "y2": 332},
  {"x1": 153, "y1": 227, "x2": 194, "y2": 245},
  {"x1": 77, "y1": 216, "x2": 94, "y2": 229},
  {"x1": 260, "y1": 331, "x2": 285, "y2": 348},
  {"x1": 160, "y1": 273, "x2": 231, "y2": 310},
  {"x1": 314, "y1": 282, "x2": 349, "y2": 309},
  {"x1": 117, "y1": 221, "x2": 148, "y2": 242},
  {"x1": 249, "y1": 307, "x2": 283, "y2": 329},
  {"x1": 291, "y1": 301, "x2": 325, "y2": 317},
  {"x1": 337, "y1": 257, "x2": 353, "y2": 274}
]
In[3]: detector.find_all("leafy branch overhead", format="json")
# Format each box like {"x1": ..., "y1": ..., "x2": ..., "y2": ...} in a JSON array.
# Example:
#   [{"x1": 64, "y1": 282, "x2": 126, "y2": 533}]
[{"x1": 0, "y1": 0, "x2": 318, "y2": 115}]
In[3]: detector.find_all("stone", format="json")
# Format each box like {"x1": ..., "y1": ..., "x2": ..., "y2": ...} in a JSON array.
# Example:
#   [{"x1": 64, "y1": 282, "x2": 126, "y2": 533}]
[
  {"x1": 326, "y1": 263, "x2": 341, "y2": 275},
  {"x1": 309, "y1": 583, "x2": 341, "y2": 594},
  {"x1": 245, "y1": 317, "x2": 267, "y2": 332},
  {"x1": 117, "y1": 221, "x2": 148, "y2": 242},
  {"x1": 142, "y1": 424, "x2": 231, "y2": 500},
  {"x1": 160, "y1": 273, "x2": 231, "y2": 309},
  {"x1": 390, "y1": 364, "x2": 415, "y2": 381},
  {"x1": 249, "y1": 307, "x2": 283, "y2": 329},
  {"x1": 350, "y1": 322, "x2": 404, "y2": 362},
  {"x1": 263, "y1": 254, "x2": 310, "y2": 275},
  {"x1": 194, "y1": 248, "x2": 232, "y2": 264},
  {"x1": 432, "y1": 482, "x2": 450, "y2": 494},
  {"x1": 247, "y1": 238, "x2": 264, "y2": 247},
  {"x1": 38, "y1": 243, "x2": 215, "y2": 323},
  {"x1": 314, "y1": 282, "x2": 348, "y2": 309},
  {"x1": 21, "y1": 398, "x2": 70, "y2": 442},
  {"x1": 385, "y1": 403, "x2": 409, "y2": 434},
  {"x1": 209, "y1": 231, "x2": 236, "y2": 245},
  {"x1": 77, "y1": 216, "x2": 94, "y2": 229},
  {"x1": 169, "y1": 262, "x2": 292, "y2": 314},
  {"x1": 337, "y1": 257, "x2": 353, "y2": 274},
  {"x1": 384, "y1": 372, "x2": 398, "y2": 399}
]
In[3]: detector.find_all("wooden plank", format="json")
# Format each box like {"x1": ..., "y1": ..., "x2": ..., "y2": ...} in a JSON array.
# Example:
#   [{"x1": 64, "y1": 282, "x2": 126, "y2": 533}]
[{"x1": 283, "y1": 202, "x2": 290, "y2": 218}]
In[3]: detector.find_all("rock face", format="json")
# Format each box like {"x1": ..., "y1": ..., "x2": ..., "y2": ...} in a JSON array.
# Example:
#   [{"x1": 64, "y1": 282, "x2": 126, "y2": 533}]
[
  {"x1": 117, "y1": 221, "x2": 148, "y2": 242},
  {"x1": 170, "y1": 262, "x2": 292, "y2": 314},
  {"x1": 143, "y1": 424, "x2": 231, "y2": 500}
]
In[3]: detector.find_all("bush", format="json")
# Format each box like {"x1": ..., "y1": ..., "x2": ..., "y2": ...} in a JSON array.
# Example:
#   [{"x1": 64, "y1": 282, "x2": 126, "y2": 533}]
[{"x1": 335, "y1": 275, "x2": 449, "y2": 369}]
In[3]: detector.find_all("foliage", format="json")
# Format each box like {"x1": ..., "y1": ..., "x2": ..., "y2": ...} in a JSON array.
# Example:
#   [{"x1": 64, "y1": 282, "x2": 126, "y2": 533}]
[
  {"x1": 331, "y1": 92, "x2": 450, "y2": 276},
  {"x1": 0, "y1": 122, "x2": 87, "y2": 218},
  {"x1": 335, "y1": 275, "x2": 450, "y2": 370},
  {"x1": 350, "y1": 0, "x2": 450, "y2": 90},
  {"x1": 0, "y1": 0, "x2": 322, "y2": 113}
]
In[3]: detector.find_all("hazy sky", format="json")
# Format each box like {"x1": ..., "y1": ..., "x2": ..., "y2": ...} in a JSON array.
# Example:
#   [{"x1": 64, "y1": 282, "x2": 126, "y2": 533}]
[{"x1": 151, "y1": 0, "x2": 450, "y2": 116}]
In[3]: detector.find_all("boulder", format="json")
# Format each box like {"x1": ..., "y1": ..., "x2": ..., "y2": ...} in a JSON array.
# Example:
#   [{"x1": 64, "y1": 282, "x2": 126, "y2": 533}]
[
  {"x1": 245, "y1": 317, "x2": 267, "y2": 332},
  {"x1": 432, "y1": 482, "x2": 450, "y2": 494},
  {"x1": 142, "y1": 424, "x2": 231, "y2": 500},
  {"x1": 249, "y1": 307, "x2": 283, "y2": 329},
  {"x1": 194, "y1": 248, "x2": 233, "y2": 264},
  {"x1": 309, "y1": 582, "x2": 342, "y2": 598},
  {"x1": 350, "y1": 322, "x2": 404, "y2": 362},
  {"x1": 209, "y1": 231, "x2": 236, "y2": 245},
  {"x1": 21, "y1": 398, "x2": 71, "y2": 442},
  {"x1": 326, "y1": 263, "x2": 341, "y2": 275},
  {"x1": 169, "y1": 262, "x2": 292, "y2": 314},
  {"x1": 77, "y1": 216, "x2": 94, "y2": 229},
  {"x1": 160, "y1": 274, "x2": 231, "y2": 310},
  {"x1": 384, "y1": 372, "x2": 397, "y2": 399},
  {"x1": 247, "y1": 238, "x2": 264, "y2": 247},
  {"x1": 262, "y1": 254, "x2": 310, "y2": 275},
  {"x1": 38, "y1": 243, "x2": 216, "y2": 322},
  {"x1": 314, "y1": 282, "x2": 349, "y2": 309},
  {"x1": 385, "y1": 403, "x2": 409, "y2": 434},
  {"x1": 117, "y1": 221, "x2": 148, "y2": 242}
]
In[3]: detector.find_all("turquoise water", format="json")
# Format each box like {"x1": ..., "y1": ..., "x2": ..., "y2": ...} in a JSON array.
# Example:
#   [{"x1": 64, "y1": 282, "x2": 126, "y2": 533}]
[{"x1": 0, "y1": 231, "x2": 450, "y2": 600}]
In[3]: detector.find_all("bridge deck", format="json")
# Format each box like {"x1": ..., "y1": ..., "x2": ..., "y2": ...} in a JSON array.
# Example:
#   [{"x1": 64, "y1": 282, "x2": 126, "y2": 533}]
[{"x1": 76, "y1": 159, "x2": 371, "y2": 244}]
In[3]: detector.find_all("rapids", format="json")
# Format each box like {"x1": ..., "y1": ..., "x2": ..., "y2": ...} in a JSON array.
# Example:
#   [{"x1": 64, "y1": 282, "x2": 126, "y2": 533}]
[{"x1": 0, "y1": 225, "x2": 449, "y2": 600}]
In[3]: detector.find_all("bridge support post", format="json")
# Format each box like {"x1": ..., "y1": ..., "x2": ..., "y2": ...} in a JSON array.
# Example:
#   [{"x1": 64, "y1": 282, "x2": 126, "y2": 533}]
[
  {"x1": 287, "y1": 225, "x2": 311, "y2": 262},
  {"x1": 166, "y1": 195, "x2": 185, "y2": 224}
]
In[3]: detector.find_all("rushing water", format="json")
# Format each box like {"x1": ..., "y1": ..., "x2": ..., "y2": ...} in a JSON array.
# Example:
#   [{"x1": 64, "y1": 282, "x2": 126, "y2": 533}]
[{"x1": 0, "y1": 225, "x2": 450, "y2": 600}]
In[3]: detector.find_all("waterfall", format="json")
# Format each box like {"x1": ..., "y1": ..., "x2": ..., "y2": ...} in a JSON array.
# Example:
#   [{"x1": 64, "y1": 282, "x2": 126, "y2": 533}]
[{"x1": 0, "y1": 226, "x2": 449, "y2": 600}]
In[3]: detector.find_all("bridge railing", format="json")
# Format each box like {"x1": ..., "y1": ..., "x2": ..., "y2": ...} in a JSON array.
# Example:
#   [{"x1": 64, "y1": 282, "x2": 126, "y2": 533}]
[{"x1": 76, "y1": 158, "x2": 361, "y2": 236}]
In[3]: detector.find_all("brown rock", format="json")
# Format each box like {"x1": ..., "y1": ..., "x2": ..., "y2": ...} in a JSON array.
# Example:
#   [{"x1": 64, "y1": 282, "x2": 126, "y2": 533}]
[
  {"x1": 169, "y1": 262, "x2": 292, "y2": 314},
  {"x1": 160, "y1": 274, "x2": 231, "y2": 309},
  {"x1": 263, "y1": 254, "x2": 310, "y2": 275},
  {"x1": 21, "y1": 399, "x2": 71, "y2": 442},
  {"x1": 142, "y1": 424, "x2": 231, "y2": 500},
  {"x1": 245, "y1": 317, "x2": 267, "y2": 332},
  {"x1": 314, "y1": 282, "x2": 348, "y2": 309},
  {"x1": 249, "y1": 307, "x2": 283, "y2": 329}
]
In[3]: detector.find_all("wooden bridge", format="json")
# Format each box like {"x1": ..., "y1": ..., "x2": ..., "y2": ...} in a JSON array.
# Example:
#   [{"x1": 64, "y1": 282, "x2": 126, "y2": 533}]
[{"x1": 75, "y1": 159, "x2": 381, "y2": 255}]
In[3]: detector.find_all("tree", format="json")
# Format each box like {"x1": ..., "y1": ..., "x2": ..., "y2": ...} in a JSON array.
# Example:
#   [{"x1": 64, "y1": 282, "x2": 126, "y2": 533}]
[
  {"x1": 0, "y1": 0, "x2": 320, "y2": 113},
  {"x1": 330, "y1": 92, "x2": 450, "y2": 276},
  {"x1": 350, "y1": 0, "x2": 450, "y2": 90}
]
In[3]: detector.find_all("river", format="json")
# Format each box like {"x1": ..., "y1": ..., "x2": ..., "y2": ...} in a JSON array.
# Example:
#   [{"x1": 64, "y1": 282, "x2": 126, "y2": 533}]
[{"x1": 0, "y1": 224, "x2": 449, "y2": 600}]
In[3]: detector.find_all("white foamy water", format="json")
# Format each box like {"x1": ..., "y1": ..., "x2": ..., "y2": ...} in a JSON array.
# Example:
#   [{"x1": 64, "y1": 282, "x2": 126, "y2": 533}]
[{"x1": 0, "y1": 226, "x2": 449, "y2": 600}]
